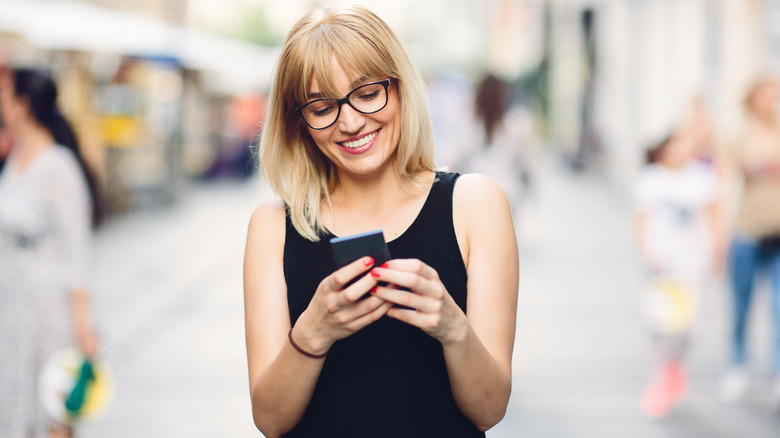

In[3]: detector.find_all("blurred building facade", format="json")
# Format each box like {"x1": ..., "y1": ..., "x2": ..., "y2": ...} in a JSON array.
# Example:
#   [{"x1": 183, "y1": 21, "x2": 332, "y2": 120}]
[
  {"x1": 3, "y1": 0, "x2": 778, "y2": 214},
  {"x1": 0, "y1": 0, "x2": 277, "y2": 215},
  {"x1": 545, "y1": 0, "x2": 779, "y2": 190}
]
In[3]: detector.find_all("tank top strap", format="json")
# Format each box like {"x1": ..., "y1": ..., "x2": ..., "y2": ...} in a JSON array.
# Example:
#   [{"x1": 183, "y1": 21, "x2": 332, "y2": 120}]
[
  {"x1": 426, "y1": 170, "x2": 460, "y2": 217},
  {"x1": 406, "y1": 170, "x2": 461, "y2": 239}
]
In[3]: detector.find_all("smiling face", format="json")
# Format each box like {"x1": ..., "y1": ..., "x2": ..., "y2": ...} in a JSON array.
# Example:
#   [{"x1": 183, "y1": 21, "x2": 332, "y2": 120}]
[{"x1": 304, "y1": 57, "x2": 401, "y2": 180}]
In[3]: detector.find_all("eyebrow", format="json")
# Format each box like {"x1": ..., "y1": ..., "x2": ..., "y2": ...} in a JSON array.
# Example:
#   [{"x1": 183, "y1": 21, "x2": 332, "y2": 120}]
[{"x1": 307, "y1": 75, "x2": 372, "y2": 100}]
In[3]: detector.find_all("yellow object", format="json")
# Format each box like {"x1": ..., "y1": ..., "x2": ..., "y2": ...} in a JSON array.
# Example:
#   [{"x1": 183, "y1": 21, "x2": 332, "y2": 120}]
[
  {"x1": 641, "y1": 277, "x2": 695, "y2": 336},
  {"x1": 101, "y1": 115, "x2": 141, "y2": 147},
  {"x1": 38, "y1": 349, "x2": 115, "y2": 424}
]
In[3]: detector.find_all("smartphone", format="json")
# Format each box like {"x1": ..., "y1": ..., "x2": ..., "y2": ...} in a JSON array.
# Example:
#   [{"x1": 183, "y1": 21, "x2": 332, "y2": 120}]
[
  {"x1": 331, "y1": 230, "x2": 409, "y2": 308},
  {"x1": 330, "y1": 229, "x2": 390, "y2": 269}
]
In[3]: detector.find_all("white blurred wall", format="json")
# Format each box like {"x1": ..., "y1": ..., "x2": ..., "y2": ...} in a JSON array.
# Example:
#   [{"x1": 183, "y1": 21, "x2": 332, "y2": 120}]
[{"x1": 549, "y1": 0, "x2": 771, "y2": 191}]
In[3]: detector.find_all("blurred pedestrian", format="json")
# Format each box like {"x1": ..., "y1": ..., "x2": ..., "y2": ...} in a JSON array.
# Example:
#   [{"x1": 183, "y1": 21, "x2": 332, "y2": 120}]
[
  {"x1": 0, "y1": 69, "x2": 102, "y2": 438},
  {"x1": 447, "y1": 73, "x2": 532, "y2": 212},
  {"x1": 717, "y1": 75, "x2": 780, "y2": 409},
  {"x1": 243, "y1": 5, "x2": 518, "y2": 437},
  {"x1": 632, "y1": 129, "x2": 720, "y2": 418}
]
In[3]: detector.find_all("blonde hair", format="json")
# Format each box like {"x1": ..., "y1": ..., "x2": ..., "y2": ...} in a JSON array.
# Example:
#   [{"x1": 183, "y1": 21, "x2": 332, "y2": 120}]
[{"x1": 259, "y1": 5, "x2": 435, "y2": 241}]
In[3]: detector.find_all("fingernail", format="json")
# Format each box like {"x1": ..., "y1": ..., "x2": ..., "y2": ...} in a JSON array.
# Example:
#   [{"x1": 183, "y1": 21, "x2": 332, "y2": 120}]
[
  {"x1": 371, "y1": 269, "x2": 381, "y2": 278},
  {"x1": 369, "y1": 286, "x2": 377, "y2": 294},
  {"x1": 380, "y1": 263, "x2": 388, "y2": 268},
  {"x1": 364, "y1": 257, "x2": 374, "y2": 267}
]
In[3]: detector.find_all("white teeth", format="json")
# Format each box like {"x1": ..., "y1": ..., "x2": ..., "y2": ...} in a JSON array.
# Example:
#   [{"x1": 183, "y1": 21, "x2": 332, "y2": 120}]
[{"x1": 341, "y1": 131, "x2": 377, "y2": 149}]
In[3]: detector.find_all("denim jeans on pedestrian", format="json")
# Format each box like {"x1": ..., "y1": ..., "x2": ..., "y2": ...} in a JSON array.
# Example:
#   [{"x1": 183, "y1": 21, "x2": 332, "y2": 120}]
[{"x1": 728, "y1": 236, "x2": 780, "y2": 374}]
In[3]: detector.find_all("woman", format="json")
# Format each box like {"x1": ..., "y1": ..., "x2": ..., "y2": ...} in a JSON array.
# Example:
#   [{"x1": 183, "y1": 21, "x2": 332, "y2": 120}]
[
  {"x1": 718, "y1": 76, "x2": 780, "y2": 408},
  {"x1": 0, "y1": 69, "x2": 101, "y2": 438},
  {"x1": 453, "y1": 73, "x2": 531, "y2": 210},
  {"x1": 243, "y1": 5, "x2": 519, "y2": 437}
]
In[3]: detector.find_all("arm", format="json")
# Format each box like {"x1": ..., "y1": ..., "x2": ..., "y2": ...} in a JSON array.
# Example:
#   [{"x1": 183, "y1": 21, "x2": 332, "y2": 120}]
[
  {"x1": 371, "y1": 174, "x2": 518, "y2": 431},
  {"x1": 448, "y1": 174, "x2": 517, "y2": 430},
  {"x1": 49, "y1": 152, "x2": 98, "y2": 357},
  {"x1": 243, "y1": 201, "x2": 390, "y2": 437}
]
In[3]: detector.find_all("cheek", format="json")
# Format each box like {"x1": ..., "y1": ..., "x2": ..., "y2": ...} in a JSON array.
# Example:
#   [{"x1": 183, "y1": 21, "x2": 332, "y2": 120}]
[{"x1": 307, "y1": 128, "x2": 332, "y2": 151}]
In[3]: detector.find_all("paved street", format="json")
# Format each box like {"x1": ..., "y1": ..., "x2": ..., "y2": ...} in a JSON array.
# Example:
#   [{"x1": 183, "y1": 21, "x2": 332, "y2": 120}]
[{"x1": 80, "y1": 159, "x2": 780, "y2": 438}]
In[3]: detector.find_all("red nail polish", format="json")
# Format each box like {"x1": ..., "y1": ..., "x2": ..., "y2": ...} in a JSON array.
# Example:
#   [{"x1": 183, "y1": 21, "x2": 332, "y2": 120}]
[
  {"x1": 371, "y1": 269, "x2": 381, "y2": 278},
  {"x1": 364, "y1": 257, "x2": 374, "y2": 267},
  {"x1": 369, "y1": 286, "x2": 377, "y2": 294},
  {"x1": 380, "y1": 263, "x2": 389, "y2": 268}
]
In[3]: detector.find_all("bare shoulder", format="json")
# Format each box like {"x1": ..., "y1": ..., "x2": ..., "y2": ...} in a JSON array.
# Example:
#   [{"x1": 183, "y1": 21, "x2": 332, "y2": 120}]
[
  {"x1": 452, "y1": 174, "x2": 514, "y2": 267},
  {"x1": 247, "y1": 199, "x2": 286, "y2": 256},
  {"x1": 453, "y1": 173, "x2": 511, "y2": 221},
  {"x1": 249, "y1": 199, "x2": 286, "y2": 232}
]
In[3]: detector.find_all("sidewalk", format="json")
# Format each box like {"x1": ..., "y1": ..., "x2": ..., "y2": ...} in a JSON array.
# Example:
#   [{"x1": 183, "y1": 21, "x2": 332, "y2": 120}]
[
  {"x1": 82, "y1": 177, "x2": 269, "y2": 437},
  {"x1": 490, "y1": 158, "x2": 780, "y2": 438},
  {"x1": 80, "y1": 161, "x2": 780, "y2": 437}
]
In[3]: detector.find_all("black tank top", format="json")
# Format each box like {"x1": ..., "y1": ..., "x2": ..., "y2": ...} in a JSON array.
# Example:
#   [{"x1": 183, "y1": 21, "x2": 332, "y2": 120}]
[{"x1": 282, "y1": 171, "x2": 485, "y2": 438}]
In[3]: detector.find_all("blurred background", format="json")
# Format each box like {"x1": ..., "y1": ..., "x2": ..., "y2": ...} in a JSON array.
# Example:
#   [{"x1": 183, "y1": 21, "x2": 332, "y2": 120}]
[{"x1": 2, "y1": 0, "x2": 780, "y2": 437}]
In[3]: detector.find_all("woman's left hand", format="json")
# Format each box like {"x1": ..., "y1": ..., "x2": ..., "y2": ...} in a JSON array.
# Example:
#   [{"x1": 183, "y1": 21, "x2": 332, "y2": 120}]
[{"x1": 369, "y1": 259, "x2": 468, "y2": 345}]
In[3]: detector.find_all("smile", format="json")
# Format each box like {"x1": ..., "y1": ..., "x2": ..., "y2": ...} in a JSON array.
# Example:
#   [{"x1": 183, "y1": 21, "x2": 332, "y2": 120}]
[{"x1": 339, "y1": 130, "x2": 378, "y2": 149}]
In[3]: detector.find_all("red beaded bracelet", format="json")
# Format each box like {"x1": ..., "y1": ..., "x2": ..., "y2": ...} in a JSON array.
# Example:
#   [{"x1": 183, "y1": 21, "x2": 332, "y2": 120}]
[{"x1": 288, "y1": 328, "x2": 330, "y2": 359}]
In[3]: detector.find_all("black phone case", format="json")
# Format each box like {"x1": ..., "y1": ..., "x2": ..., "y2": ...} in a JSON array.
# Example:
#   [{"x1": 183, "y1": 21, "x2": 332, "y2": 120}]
[{"x1": 330, "y1": 229, "x2": 390, "y2": 268}]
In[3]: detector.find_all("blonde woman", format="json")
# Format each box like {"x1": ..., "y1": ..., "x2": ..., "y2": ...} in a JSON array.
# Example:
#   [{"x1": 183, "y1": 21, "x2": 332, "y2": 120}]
[{"x1": 243, "y1": 5, "x2": 518, "y2": 437}]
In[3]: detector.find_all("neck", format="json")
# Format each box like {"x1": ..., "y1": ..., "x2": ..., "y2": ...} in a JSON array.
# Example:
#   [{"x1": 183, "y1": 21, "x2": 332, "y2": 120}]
[
  {"x1": 332, "y1": 164, "x2": 405, "y2": 211},
  {"x1": 10, "y1": 123, "x2": 55, "y2": 171}
]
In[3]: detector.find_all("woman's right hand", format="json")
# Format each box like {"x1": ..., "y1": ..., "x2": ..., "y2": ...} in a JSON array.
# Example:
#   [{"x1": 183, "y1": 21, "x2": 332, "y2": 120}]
[{"x1": 290, "y1": 256, "x2": 392, "y2": 356}]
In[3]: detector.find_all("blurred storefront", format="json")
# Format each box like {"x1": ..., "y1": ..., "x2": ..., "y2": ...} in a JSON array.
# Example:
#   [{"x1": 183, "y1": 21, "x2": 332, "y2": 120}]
[
  {"x1": 7, "y1": 0, "x2": 776, "y2": 210},
  {"x1": 0, "y1": 0, "x2": 277, "y2": 215}
]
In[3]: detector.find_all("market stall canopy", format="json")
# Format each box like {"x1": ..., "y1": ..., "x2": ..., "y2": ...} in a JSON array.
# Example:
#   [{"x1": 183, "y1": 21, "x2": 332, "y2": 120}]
[{"x1": 0, "y1": 0, "x2": 279, "y2": 91}]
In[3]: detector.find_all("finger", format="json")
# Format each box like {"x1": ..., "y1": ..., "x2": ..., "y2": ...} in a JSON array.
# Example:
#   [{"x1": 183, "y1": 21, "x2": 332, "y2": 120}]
[
  {"x1": 341, "y1": 270, "x2": 379, "y2": 303},
  {"x1": 371, "y1": 285, "x2": 441, "y2": 313},
  {"x1": 345, "y1": 301, "x2": 393, "y2": 332},
  {"x1": 370, "y1": 266, "x2": 445, "y2": 299},
  {"x1": 379, "y1": 258, "x2": 438, "y2": 280},
  {"x1": 386, "y1": 306, "x2": 437, "y2": 328},
  {"x1": 338, "y1": 293, "x2": 388, "y2": 324},
  {"x1": 329, "y1": 256, "x2": 376, "y2": 290}
]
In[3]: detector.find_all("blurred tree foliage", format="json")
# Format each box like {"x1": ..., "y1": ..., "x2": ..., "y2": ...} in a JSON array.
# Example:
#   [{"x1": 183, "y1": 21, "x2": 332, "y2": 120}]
[{"x1": 215, "y1": 5, "x2": 282, "y2": 47}]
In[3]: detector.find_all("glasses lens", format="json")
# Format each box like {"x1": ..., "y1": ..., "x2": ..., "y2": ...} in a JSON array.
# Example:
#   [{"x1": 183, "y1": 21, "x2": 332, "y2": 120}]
[
  {"x1": 301, "y1": 100, "x2": 339, "y2": 130},
  {"x1": 348, "y1": 82, "x2": 388, "y2": 114},
  {"x1": 300, "y1": 81, "x2": 388, "y2": 129}
]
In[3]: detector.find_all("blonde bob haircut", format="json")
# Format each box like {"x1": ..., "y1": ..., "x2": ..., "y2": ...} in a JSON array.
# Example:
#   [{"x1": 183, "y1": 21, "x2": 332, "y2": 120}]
[{"x1": 259, "y1": 4, "x2": 436, "y2": 241}]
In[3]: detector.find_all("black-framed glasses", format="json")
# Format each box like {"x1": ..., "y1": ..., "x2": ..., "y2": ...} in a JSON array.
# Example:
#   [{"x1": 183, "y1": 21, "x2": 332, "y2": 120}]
[{"x1": 295, "y1": 79, "x2": 391, "y2": 130}]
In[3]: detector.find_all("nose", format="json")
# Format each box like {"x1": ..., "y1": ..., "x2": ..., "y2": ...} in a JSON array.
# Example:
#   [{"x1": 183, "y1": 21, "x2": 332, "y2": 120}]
[{"x1": 336, "y1": 101, "x2": 365, "y2": 133}]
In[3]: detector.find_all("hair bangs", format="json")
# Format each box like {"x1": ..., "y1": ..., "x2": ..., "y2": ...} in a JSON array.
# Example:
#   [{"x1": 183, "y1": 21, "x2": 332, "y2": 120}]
[{"x1": 296, "y1": 24, "x2": 396, "y2": 104}]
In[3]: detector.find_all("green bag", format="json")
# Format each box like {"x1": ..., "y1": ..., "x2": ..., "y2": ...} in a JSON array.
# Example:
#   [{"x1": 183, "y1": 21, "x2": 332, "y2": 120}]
[{"x1": 65, "y1": 360, "x2": 96, "y2": 416}]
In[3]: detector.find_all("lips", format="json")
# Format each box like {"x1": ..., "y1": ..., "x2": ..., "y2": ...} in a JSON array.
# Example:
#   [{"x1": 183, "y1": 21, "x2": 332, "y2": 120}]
[{"x1": 337, "y1": 129, "x2": 380, "y2": 154}]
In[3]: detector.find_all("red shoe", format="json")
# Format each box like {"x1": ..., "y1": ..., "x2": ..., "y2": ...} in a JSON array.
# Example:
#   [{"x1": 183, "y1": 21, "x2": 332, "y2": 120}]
[
  {"x1": 640, "y1": 362, "x2": 688, "y2": 418},
  {"x1": 665, "y1": 361, "x2": 688, "y2": 403}
]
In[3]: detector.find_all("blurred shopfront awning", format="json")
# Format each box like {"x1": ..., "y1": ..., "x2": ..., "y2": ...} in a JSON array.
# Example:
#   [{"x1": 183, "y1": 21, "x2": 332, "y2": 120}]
[{"x1": 0, "y1": 0, "x2": 279, "y2": 93}]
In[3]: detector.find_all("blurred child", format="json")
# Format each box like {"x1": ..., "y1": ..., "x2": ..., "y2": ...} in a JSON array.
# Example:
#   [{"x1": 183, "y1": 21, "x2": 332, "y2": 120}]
[{"x1": 632, "y1": 129, "x2": 720, "y2": 418}]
